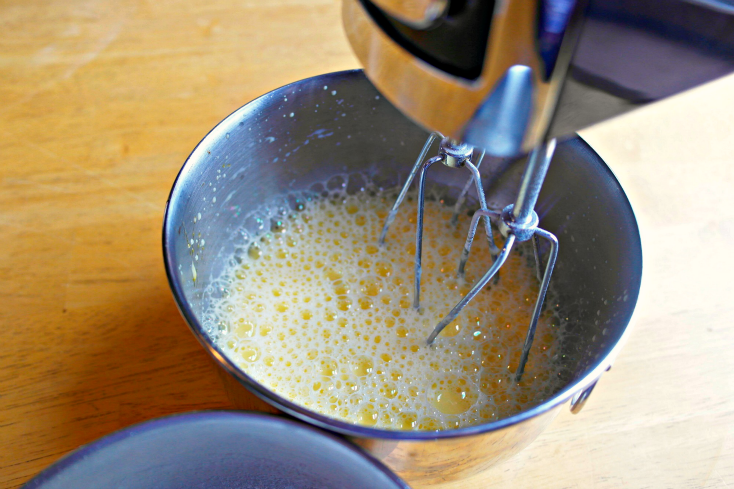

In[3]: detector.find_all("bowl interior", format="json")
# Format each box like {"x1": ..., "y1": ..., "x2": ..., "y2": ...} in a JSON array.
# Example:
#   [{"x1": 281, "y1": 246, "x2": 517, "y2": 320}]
[{"x1": 163, "y1": 69, "x2": 642, "y2": 437}]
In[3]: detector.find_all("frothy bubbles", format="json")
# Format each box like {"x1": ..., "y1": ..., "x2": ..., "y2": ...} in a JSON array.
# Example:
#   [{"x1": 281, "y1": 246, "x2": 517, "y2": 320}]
[{"x1": 205, "y1": 173, "x2": 568, "y2": 431}]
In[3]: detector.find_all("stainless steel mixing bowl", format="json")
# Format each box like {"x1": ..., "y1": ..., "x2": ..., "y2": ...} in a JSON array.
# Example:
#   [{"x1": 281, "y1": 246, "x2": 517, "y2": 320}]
[{"x1": 163, "y1": 69, "x2": 642, "y2": 484}]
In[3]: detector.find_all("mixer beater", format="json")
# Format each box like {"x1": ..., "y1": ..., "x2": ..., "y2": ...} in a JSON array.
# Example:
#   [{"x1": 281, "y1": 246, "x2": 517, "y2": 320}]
[{"x1": 380, "y1": 136, "x2": 559, "y2": 381}]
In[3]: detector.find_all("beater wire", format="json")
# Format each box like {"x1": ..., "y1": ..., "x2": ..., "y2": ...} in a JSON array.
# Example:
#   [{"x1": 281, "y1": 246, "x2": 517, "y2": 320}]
[
  {"x1": 378, "y1": 132, "x2": 442, "y2": 246},
  {"x1": 449, "y1": 149, "x2": 485, "y2": 227}
]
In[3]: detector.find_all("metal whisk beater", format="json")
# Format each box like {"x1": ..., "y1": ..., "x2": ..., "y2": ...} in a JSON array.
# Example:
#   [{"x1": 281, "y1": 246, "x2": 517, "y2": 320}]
[{"x1": 379, "y1": 134, "x2": 559, "y2": 381}]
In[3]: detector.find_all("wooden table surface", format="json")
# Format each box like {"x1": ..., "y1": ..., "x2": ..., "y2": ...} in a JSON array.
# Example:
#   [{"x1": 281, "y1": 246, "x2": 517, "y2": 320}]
[{"x1": 2, "y1": 0, "x2": 733, "y2": 487}]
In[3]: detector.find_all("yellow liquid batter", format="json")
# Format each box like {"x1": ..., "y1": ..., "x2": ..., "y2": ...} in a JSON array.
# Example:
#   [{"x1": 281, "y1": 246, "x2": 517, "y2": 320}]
[{"x1": 210, "y1": 182, "x2": 566, "y2": 430}]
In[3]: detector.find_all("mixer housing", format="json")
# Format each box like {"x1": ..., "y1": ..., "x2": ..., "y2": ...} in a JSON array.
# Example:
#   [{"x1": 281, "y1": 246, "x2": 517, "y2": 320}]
[{"x1": 344, "y1": 0, "x2": 734, "y2": 157}]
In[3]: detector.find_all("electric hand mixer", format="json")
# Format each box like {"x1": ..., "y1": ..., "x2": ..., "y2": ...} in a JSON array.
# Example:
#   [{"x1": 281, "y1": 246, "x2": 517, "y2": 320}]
[{"x1": 343, "y1": 0, "x2": 734, "y2": 379}]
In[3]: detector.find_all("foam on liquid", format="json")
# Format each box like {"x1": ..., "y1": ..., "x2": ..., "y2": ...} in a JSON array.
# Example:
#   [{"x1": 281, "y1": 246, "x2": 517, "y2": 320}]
[{"x1": 210, "y1": 180, "x2": 567, "y2": 430}]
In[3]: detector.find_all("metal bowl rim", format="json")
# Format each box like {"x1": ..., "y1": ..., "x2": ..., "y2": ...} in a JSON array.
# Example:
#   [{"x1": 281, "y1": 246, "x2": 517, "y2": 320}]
[{"x1": 162, "y1": 69, "x2": 642, "y2": 441}]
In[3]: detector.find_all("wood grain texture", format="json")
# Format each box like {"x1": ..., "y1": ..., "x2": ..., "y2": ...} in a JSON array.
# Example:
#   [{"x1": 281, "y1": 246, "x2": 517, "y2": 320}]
[{"x1": 0, "y1": 0, "x2": 732, "y2": 487}]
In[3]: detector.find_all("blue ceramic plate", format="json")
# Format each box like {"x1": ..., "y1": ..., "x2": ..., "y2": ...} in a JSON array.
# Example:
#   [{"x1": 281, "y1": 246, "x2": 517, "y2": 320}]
[{"x1": 24, "y1": 411, "x2": 409, "y2": 489}]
